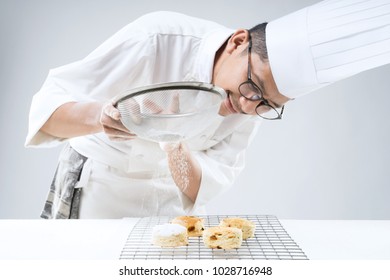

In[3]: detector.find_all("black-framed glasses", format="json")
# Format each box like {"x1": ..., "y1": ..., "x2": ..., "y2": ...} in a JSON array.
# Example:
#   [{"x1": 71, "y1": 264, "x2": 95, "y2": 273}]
[{"x1": 238, "y1": 36, "x2": 284, "y2": 120}]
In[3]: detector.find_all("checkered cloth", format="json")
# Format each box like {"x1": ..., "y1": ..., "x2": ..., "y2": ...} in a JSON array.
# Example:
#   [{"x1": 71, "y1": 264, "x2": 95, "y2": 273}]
[{"x1": 41, "y1": 144, "x2": 87, "y2": 219}]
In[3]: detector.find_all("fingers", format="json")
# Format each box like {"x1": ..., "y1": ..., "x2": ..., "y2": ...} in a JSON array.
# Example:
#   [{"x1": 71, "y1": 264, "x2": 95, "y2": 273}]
[
  {"x1": 100, "y1": 102, "x2": 137, "y2": 141},
  {"x1": 103, "y1": 102, "x2": 121, "y2": 120},
  {"x1": 170, "y1": 92, "x2": 180, "y2": 113},
  {"x1": 143, "y1": 99, "x2": 163, "y2": 114},
  {"x1": 103, "y1": 125, "x2": 137, "y2": 141},
  {"x1": 120, "y1": 98, "x2": 142, "y2": 125},
  {"x1": 143, "y1": 93, "x2": 180, "y2": 114}
]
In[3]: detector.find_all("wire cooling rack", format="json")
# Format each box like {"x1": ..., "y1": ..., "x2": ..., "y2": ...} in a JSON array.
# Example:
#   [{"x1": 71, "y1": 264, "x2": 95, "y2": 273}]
[{"x1": 119, "y1": 215, "x2": 308, "y2": 260}]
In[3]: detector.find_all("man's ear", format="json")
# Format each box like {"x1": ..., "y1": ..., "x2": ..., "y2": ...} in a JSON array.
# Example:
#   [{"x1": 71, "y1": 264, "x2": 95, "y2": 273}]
[{"x1": 225, "y1": 29, "x2": 250, "y2": 54}]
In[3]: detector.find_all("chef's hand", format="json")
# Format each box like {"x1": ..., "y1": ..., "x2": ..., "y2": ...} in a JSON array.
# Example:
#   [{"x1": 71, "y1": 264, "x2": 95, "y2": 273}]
[
  {"x1": 143, "y1": 92, "x2": 180, "y2": 114},
  {"x1": 101, "y1": 92, "x2": 179, "y2": 141},
  {"x1": 100, "y1": 101, "x2": 137, "y2": 141}
]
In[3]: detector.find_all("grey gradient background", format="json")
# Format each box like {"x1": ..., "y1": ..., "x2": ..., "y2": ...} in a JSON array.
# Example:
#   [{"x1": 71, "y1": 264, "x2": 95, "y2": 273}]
[{"x1": 1, "y1": 0, "x2": 389, "y2": 219}]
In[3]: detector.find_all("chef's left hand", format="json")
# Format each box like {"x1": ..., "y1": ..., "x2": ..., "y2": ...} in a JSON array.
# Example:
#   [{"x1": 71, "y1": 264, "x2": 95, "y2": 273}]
[{"x1": 100, "y1": 101, "x2": 137, "y2": 141}]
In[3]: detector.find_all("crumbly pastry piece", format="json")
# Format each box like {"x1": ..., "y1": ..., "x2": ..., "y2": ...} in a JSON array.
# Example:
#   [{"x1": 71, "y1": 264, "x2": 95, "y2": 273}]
[
  {"x1": 152, "y1": 223, "x2": 188, "y2": 247},
  {"x1": 171, "y1": 216, "x2": 205, "y2": 237},
  {"x1": 202, "y1": 226, "x2": 242, "y2": 249},
  {"x1": 219, "y1": 217, "x2": 256, "y2": 239}
]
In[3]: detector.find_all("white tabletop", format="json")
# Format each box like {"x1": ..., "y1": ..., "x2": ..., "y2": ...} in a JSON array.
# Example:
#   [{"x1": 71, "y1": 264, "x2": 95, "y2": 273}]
[
  {"x1": 0, "y1": 219, "x2": 137, "y2": 259},
  {"x1": 280, "y1": 219, "x2": 390, "y2": 260},
  {"x1": 0, "y1": 218, "x2": 389, "y2": 260}
]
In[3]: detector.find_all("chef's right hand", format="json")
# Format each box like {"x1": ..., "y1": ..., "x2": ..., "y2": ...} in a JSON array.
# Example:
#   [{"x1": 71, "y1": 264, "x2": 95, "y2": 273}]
[{"x1": 100, "y1": 101, "x2": 137, "y2": 141}]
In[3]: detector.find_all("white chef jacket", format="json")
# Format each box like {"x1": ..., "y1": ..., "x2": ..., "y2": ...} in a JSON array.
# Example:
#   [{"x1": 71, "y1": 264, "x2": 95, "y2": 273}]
[{"x1": 25, "y1": 11, "x2": 260, "y2": 218}]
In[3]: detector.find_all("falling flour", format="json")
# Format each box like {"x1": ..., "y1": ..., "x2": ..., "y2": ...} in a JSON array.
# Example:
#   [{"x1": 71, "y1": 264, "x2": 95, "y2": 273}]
[{"x1": 166, "y1": 143, "x2": 190, "y2": 192}]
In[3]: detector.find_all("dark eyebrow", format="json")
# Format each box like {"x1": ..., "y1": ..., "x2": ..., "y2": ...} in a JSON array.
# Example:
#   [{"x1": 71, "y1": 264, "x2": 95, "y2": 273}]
[{"x1": 253, "y1": 74, "x2": 283, "y2": 109}]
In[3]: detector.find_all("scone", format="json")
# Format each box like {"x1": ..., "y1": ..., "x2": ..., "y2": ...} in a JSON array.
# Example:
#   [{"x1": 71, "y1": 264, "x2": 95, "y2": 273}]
[
  {"x1": 152, "y1": 223, "x2": 188, "y2": 247},
  {"x1": 219, "y1": 217, "x2": 255, "y2": 239},
  {"x1": 202, "y1": 226, "x2": 242, "y2": 249},
  {"x1": 171, "y1": 216, "x2": 205, "y2": 237}
]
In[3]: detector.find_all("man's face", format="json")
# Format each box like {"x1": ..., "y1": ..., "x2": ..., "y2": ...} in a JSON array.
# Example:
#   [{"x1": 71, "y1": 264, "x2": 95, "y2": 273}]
[{"x1": 213, "y1": 32, "x2": 290, "y2": 117}]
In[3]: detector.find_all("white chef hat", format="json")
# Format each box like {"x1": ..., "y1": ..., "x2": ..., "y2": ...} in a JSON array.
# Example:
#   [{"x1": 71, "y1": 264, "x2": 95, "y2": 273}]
[{"x1": 265, "y1": 0, "x2": 390, "y2": 99}]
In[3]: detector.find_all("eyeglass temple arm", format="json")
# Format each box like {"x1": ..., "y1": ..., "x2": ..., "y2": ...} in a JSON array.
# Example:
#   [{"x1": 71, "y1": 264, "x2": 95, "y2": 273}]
[{"x1": 247, "y1": 32, "x2": 252, "y2": 80}]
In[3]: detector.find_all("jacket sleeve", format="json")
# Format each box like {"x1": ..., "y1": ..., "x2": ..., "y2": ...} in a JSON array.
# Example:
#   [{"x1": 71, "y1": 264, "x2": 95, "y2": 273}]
[
  {"x1": 189, "y1": 116, "x2": 261, "y2": 211},
  {"x1": 25, "y1": 27, "x2": 153, "y2": 148}
]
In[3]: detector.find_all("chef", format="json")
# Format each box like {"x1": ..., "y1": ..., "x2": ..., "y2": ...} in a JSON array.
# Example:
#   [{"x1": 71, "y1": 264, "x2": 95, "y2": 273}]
[
  {"x1": 25, "y1": 0, "x2": 390, "y2": 219},
  {"x1": 25, "y1": 12, "x2": 272, "y2": 219}
]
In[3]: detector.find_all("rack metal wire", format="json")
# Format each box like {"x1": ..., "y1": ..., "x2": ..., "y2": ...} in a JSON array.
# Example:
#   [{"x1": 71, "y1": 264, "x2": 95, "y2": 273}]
[{"x1": 120, "y1": 215, "x2": 308, "y2": 260}]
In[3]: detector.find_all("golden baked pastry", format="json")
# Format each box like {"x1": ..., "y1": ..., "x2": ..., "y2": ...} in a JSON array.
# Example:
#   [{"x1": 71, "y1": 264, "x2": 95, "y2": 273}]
[
  {"x1": 219, "y1": 217, "x2": 255, "y2": 239},
  {"x1": 171, "y1": 216, "x2": 205, "y2": 237},
  {"x1": 202, "y1": 226, "x2": 242, "y2": 249}
]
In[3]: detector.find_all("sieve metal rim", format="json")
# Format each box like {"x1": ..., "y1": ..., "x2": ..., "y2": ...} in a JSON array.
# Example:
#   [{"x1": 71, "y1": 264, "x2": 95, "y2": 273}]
[
  {"x1": 112, "y1": 81, "x2": 227, "y2": 106},
  {"x1": 120, "y1": 111, "x2": 199, "y2": 118}
]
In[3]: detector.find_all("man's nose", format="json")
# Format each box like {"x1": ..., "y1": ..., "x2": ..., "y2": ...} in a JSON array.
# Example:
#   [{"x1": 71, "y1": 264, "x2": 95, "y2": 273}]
[{"x1": 239, "y1": 96, "x2": 256, "y2": 115}]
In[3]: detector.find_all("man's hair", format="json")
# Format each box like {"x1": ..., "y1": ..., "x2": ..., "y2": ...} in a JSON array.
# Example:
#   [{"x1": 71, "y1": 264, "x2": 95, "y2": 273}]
[{"x1": 248, "y1": 22, "x2": 268, "y2": 62}]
